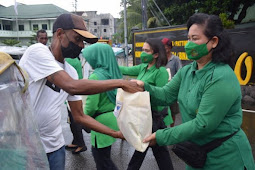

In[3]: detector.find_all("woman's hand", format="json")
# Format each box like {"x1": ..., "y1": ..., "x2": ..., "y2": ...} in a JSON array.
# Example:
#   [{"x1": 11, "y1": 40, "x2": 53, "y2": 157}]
[
  {"x1": 143, "y1": 132, "x2": 157, "y2": 146},
  {"x1": 121, "y1": 80, "x2": 143, "y2": 93},
  {"x1": 130, "y1": 79, "x2": 145, "y2": 89}
]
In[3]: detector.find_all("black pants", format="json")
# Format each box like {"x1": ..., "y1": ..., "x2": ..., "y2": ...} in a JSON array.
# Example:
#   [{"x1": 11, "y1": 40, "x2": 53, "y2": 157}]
[
  {"x1": 92, "y1": 138, "x2": 118, "y2": 170},
  {"x1": 68, "y1": 109, "x2": 85, "y2": 147},
  {"x1": 127, "y1": 144, "x2": 173, "y2": 170}
]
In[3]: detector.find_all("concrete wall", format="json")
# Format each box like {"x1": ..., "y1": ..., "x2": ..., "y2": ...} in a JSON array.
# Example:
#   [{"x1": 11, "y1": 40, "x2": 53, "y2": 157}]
[{"x1": 83, "y1": 11, "x2": 115, "y2": 40}]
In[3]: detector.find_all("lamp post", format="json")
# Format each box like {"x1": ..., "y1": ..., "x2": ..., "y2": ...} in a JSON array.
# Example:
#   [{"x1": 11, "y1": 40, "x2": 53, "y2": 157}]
[{"x1": 124, "y1": 0, "x2": 128, "y2": 66}]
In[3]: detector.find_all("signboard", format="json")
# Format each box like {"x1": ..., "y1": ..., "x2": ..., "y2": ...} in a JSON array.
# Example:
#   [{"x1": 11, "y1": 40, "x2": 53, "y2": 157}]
[
  {"x1": 228, "y1": 26, "x2": 255, "y2": 85},
  {"x1": 132, "y1": 25, "x2": 190, "y2": 66}
]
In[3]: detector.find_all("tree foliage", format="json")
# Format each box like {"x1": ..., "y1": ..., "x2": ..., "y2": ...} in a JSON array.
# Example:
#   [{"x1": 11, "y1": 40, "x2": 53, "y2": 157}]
[
  {"x1": 117, "y1": 0, "x2": 254, "y2": 43},
  {"x1": 158, "y1": 0, "x2": 254, "y2": 25},
  {"x1": 28, "y1": 31, "x2": 37, "y2": 45},
  {"x1": 2, "y1": 39, "x2": 20, "y2": 46},
  {"x1": 219, "y1": 13, "x2": 235, "y2": 29},
  {"x1": 117, "y1": 0, "x2": 162, "y2": 43}
]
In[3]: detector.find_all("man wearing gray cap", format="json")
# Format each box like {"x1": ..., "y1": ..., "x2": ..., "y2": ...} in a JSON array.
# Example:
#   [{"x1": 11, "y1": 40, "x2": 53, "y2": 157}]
[{"x1": 19, "y1": 13, "x2": 142, "y2": 170}]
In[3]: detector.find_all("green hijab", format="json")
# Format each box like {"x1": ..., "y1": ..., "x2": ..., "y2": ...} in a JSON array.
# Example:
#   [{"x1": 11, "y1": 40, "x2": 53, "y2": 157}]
[{"x1": 82, "y1": 43, "x2": 123, "y2": 104}]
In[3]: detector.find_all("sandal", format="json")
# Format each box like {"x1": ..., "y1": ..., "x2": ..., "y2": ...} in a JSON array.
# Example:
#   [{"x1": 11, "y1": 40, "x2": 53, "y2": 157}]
[
  {"x1": 65, "y1": 144, "x2": 78, "y2": 150},
  {"x1": 72, "y1": 146, "x2": 87, "y2": 154}
]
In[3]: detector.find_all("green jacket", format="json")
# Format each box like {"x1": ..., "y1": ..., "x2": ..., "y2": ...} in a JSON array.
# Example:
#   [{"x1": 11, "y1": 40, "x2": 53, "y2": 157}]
[
  {"x1": 144, "y1": 61, "x2": 255, "y2": 169},
  {"x1": 65, "y1": 58, "x2": 83, "y2": 79},
  {"x1": 84, "y1": 74, "x2": 119, "y2": 148},
  {"x1": 119, "y1": 63, "x2": 173, "y2": 125}
]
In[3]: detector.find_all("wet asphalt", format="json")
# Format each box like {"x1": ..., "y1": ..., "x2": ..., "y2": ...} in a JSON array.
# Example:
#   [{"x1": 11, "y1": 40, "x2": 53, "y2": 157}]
[{"x1": 61, "y1": 104, "x2": 186, "y2": 170}]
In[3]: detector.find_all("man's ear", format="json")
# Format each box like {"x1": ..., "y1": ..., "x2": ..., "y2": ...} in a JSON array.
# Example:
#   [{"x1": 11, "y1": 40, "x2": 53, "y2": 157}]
[{"x1": 56, "y1": 28, "x2": 64, "y2": 39}]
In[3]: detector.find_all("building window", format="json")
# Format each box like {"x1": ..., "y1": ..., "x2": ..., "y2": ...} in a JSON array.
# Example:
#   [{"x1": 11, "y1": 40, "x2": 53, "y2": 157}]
[
  {"x1": 19, "y1": 25, "x2": 24, "y2": 31},
  {"x1": 94, "y1": 29, "x2": 97, "y2": 33},
  {"x1": 94, "y1": 22, "x2": 97, "y2": 25},
  {"x1": 42, "y1": 24, "x2": 47, "y2": 30},
  {"x1": 101, "y1": 19, "x2": 109, "y2": 25},
  {"x1": 3, "y1": 25, "x2": 11, "y2": 30},
  {"x1": 33, "y1": 24, "x2": 38, "y2": 31},
  {"x1": 104, "y1": 29, "x2": 107, "y2": 32}
]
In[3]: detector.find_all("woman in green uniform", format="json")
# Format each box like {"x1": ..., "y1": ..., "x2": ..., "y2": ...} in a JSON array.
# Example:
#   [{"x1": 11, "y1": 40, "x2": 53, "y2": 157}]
[
  {"x1": 139, "y1": 13, "x2": 255, "y2": 170},
  {"x1": 82, "y1": 43, "x2": 122, "y2": 170},
  {"x1": 120, "y1": 38, "x2": 174, "y2": 170}
]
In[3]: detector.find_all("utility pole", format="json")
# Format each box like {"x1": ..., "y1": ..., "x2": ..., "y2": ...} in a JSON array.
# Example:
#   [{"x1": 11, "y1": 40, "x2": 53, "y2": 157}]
[
  {"x1": 124, "y1": 0, "x2": 128, "y2": 66},
  {"x1": 74, "y1": 0, "x2": 77, "y2": 14},
  {"x1": 14, "y1": 0, "x2": 19, "y2": 41},
  {"x1": 141, "y1": 0, "x2": 148, "y2": 30},
  {"x1": 16, "y1": 15, "x2": 19, "y2": 41}
]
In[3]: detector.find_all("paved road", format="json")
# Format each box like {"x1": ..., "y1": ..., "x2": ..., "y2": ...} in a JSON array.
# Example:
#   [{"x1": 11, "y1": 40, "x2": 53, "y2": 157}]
[{"x1": 61, "y1": 104, "x2": 186, "y2": 170}]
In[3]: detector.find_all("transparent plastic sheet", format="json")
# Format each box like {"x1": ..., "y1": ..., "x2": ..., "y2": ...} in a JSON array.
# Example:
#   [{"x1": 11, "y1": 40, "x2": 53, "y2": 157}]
[{"x1": 0, "y1": 64, "x2": 49, "y2": 169}]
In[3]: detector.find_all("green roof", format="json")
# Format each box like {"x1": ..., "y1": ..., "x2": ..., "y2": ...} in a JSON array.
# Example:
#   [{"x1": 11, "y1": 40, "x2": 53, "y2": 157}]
[{"x1": 0, "y1": 4, "x2": 69, "y2": 20}]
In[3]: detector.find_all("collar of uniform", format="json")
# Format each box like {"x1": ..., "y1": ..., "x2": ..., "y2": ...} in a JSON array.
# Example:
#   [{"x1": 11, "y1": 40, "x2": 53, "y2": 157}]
[
  {"x1": 190, "y1": 61, "x2": 216, "y2": 79},
  {"x1": 141, "y1": 63, "x2": 156, "y2": 71},
  {"x1": 146, "y1": 63, "x2": 156, "y2": 72}
]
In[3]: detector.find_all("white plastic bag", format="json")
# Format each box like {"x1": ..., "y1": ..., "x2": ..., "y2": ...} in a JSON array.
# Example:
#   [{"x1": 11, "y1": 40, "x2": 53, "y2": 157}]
[
  {"x1": 114, "y1": 88, "x2": 152, "y2": 152},
  {"x1": 166, "y1": 68, "x2": 172, "y2": 81}
]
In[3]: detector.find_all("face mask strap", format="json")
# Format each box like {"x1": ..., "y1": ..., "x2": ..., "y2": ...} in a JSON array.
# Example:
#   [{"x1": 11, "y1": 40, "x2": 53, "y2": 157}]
[
  {"x1": 206, "y1": 37, "x2": 214, "y2": 53},
  {"x1": 206, "y1": 38, "x2": 212, "y2": 45}
]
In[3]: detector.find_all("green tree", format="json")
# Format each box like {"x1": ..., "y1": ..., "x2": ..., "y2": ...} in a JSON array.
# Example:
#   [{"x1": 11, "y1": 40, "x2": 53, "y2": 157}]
[
  {"x1": 117, "y1": 0, "x2": 143, "y2": 43},
  {"x1": 2, "y1": 39, "x2": 20, "y2": 46},
  {"x1": 28, "y1": 31, "x2": 37, "y2": 45},
  {"x1": 117, "y1": 0, "x2": 162, "y2": 43},
  {"x1": 219, "y1": 13, "x2": 235, "y2": 29},
  {"x1": 161, "y1": 0, "x2": 254, "y2": 25},
  {"x1": 147, "y1": 17, "x2": 162, "y2": 28},
  {"x1": 117, "y1": 0, "x2": 254, "y2": 42},
  {"x1": 164, "y1": 0, "x2": 199, "y2": 25}
]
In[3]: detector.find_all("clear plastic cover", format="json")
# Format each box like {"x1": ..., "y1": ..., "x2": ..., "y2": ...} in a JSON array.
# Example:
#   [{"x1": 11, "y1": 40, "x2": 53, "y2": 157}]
[{"x1": 0, "y1": 64, "x2": 49, "y2": 169}]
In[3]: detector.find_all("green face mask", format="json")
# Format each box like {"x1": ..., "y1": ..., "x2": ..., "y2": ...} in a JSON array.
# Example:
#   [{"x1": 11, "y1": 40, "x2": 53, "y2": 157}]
[
  {"x1": 184, "y1": 41, "x2": 209, "y2": 60},
  {"x1": 140, "y1": 51, "x2": 154, "y2": 63}
]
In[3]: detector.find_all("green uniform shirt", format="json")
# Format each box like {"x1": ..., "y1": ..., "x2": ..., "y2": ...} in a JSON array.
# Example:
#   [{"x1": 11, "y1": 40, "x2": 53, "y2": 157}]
[
  {"x1": 65, "y1": 58, "x2": 83, "y2": 79},
  {"x1": 144, "y1": 61, "x2": 255, "y2": 169},
  {"x1": 84, "y1": 74, "x2": 119, "y2": 148},
  {"x1": 120, "y1": 63, "x2": 173, "y2": 125}
]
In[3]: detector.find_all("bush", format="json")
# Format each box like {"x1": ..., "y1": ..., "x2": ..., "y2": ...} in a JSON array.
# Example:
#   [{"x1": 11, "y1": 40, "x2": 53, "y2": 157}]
[
  {"x1": 2, "y1": 39, "x2": 20, "y2": 46},
  {"x1": 219, "y1": 13, "x2": 235, "y2": 29}
]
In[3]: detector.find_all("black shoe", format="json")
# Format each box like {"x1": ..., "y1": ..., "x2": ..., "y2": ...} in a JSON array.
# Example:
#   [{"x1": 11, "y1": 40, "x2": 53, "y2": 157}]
[
  {"x1": 72, "y1": 146, "x2": 87, "y2": 154},
  {"x1": 65, "y1": 145, "x2": 78, "y2": 150}
]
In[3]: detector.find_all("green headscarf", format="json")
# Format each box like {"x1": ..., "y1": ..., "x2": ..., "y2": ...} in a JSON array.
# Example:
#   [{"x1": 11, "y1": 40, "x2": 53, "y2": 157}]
[{"x1": 82, "y1": 43, "x2": 123, "y2": 104}]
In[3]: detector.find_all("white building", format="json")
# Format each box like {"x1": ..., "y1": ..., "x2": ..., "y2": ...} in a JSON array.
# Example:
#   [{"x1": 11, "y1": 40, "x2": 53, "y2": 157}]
[
  {"x1": 0, "y1": 4, "x2": 69, "y2": 46},
  {"x1": 81, "y1": 11, "x2": 115, "y2": 40}
]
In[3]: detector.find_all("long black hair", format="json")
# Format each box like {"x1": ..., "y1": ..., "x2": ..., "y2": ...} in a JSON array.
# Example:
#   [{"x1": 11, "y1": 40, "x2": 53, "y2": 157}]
[
  {"x1": 187, "y1": 13, "x2": 234, "y2": 67},
  {"x1": 145, "y1": 38, "x2": 167, "y2": 68}
]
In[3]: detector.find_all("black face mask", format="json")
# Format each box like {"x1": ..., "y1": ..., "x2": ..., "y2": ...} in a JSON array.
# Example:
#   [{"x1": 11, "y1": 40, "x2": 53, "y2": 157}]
[{"x1": 61, "y1": 33, "x2": 82, "y2": 59}]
